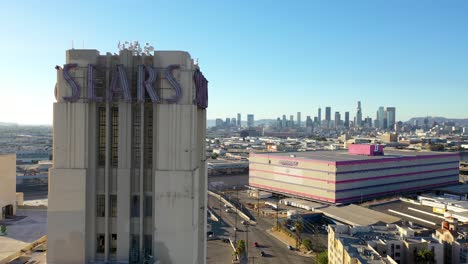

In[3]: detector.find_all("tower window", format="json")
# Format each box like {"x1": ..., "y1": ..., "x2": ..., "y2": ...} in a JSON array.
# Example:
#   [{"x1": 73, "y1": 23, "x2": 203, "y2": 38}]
[
  {"x1": 96, "y1": 234, "x2": 105, "y2": 253},
  {"x1": 110, "y1": 194, "x2": 117, "y2": 217},
  {"x1": 98, "y1": 107, "x2": 106, "y2": 166},
  {"x1": 97, "y1": 194, "x2": 105, "y2": 217},
  {"x1": 111, "y1": 107, "x2": 119, "y2": 167}
]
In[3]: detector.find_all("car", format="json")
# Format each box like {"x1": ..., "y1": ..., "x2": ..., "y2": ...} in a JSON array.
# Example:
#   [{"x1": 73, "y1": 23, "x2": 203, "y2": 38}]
[
  {"x1": 222, "y1": 238, "x2": 230, "y2": 243},
  {"x1": 287, "y1": 245, "x2": 293, "y2": 250},
  {"x1": 260, "y1": 251, "x2": 265, "y2": 257},
  {"x1": 241, "y1": 220, "x2": 249, "y2": 225},
  {"x1": 225, "y1": 208, "x2": 232, "y2": 213},
  {"x1": 253, "y1": 242, "x2": 258, "y2": 247}
]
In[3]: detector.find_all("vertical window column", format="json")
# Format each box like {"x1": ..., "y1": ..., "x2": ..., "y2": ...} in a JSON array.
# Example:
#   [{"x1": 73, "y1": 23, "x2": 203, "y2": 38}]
[
  {"x1": 111, "y1": 107, "x2": 119, "y2": 167},
  {"x1": 98, "y1": 107, "x2": 106, "y2": 166}
]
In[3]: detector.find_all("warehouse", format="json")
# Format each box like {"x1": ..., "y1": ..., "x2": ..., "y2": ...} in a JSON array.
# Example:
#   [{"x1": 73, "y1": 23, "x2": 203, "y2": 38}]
[{"x1": 249, "y1": 145, "x2": 459, "y2": 204}]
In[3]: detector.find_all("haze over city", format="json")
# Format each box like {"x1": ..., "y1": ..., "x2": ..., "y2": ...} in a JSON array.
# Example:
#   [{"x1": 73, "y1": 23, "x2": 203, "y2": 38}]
[
  {"x1": 2, "y1": 1, "x2": 468, "y2": 264},
  {"x1": 1, "y1": 0, "x2": 468, "y2": 125}
]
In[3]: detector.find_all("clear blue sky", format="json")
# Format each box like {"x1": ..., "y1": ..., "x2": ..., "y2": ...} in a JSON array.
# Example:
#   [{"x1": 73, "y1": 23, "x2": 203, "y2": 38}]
[{"x1": 1, "y1": 0, "x2": 467, "y2": 125}]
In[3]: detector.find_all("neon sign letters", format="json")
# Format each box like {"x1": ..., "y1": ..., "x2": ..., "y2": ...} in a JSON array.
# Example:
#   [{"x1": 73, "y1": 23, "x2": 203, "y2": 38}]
[{"x1": 56, "y1": 63, "x2": 208, "y2": 109}]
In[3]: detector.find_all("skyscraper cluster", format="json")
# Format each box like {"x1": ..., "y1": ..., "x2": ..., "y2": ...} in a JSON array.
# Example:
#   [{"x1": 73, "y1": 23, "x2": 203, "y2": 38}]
[{"x1": 272, "y1": 101, "x2": 397, "y2": 131}]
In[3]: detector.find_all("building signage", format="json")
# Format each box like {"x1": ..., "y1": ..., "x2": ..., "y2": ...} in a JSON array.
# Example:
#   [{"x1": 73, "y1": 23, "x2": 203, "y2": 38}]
[
  {"x1": 278, "y1": 160, "x2": 299, "y2": 167},
  {"x1": 56, "y1": 63, "x2": 208, "y2": 109}
]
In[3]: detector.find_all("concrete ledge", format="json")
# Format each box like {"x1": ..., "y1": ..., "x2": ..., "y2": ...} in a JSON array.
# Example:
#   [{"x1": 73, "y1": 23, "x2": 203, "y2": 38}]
[
  {"x1": 0, "y1": 235, "x2": 47, "y2": 264},
  {"x1": 208, "y1": 191, "x2": 256, "y2": 225}
]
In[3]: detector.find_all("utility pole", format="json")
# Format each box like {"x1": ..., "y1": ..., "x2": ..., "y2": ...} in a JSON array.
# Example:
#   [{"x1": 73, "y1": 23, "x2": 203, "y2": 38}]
[
  {"x1": 245, "y1": 224, "x2": 249, "y2": 259},
  {"x1": 276, "y1": 198, "x2": 279, "y2": 230},
  {"x1": 234, "y1": 187, "x2": 238, "y2": 243},
  {"x1": 256, "y1": 189, "x2": 260, "y2": 218}
]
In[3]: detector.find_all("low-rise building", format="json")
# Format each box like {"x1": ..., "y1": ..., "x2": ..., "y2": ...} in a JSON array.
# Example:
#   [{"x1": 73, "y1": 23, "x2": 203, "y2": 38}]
[
  {"x1": 0, "y1": 153, "x2": 16, "y2": 220},
  {"x1": 329, "y1": 224, "x2": 444, "y2": 264}
]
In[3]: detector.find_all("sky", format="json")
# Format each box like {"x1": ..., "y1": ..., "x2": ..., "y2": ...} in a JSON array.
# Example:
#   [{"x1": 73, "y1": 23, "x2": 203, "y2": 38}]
[{"x1": 0, "y1": 0, "x2": 467, "y2": 125}]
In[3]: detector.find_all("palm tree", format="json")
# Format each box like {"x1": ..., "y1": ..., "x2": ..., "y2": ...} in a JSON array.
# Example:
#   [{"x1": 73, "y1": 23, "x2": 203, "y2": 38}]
[
  {"x1": 294, "y1": 220, "x2": 304, "y2": 247},
  {"x1": 416, "y1": 247, "x2": 435, "y2": 264}
]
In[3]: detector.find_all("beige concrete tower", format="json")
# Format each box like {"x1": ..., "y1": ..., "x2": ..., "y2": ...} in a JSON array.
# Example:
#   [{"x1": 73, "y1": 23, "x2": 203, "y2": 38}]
[{"x1": 48, "y1": 48, "x2": 208, "y2": 264}]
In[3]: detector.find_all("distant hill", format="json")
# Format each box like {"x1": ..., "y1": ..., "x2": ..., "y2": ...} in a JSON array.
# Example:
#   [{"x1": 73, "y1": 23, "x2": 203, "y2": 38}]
[
  {"x1": 0, "y1": 122, "x2": 18, "y2": 126},
  {"x1": 406, "y1": 117, "x2": 468, "y2": 126}
]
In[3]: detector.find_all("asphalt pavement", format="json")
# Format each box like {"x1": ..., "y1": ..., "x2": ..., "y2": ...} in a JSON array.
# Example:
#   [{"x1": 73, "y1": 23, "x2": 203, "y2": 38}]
[{"x1": 207, "y1": 195, "x2": 312, "y2": 264}]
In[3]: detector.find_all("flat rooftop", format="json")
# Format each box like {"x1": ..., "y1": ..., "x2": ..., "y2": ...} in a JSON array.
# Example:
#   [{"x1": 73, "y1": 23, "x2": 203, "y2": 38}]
[
  {"x1": 433, "y1": 184, "x2": 468, "y2": 196},
  {"x1": 319, "y1": 204, "x2": 401, "y2": 226},
  {"x1": 252, "y1": 149, "x2": 459, "y2": 163}
]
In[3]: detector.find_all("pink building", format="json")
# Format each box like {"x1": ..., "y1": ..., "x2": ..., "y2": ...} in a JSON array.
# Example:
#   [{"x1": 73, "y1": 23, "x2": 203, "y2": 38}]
[{"x1": 249, "y1": 147, "x2": 460, "y2": 204}]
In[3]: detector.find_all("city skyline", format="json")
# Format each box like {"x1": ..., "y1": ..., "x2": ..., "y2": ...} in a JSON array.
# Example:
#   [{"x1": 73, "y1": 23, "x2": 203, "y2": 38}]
[{"x1": 2, "y1": 1, "x2": 468, "y2": 125}]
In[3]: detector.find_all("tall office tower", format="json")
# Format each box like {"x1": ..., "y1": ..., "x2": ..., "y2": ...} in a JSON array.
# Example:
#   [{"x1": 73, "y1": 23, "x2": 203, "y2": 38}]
[
  {"x1": 386, "y1": 107, "x2": 396, "y2": 130},
  {"x1": 313, "y1": 117, "x2": 318, "y2": 123},
  {"x1": 318, "y1": 108, "x2": 322, "y2": 125},
  {"x1": 377, "y1": 106, "x2": 385, "y2": 129},
  {"x1": 215, "y1": 118, "x2": 224, "y2": 127},
  {"x1": 364, "y1": 117, "x2": 373, "y2": 128},
  {"x1": 282, "y1": 115, "x2": 287, "y2": 128},
  {"x1": 225, "y1": 117, "x2": 230, "y2": 127},
  {"x1": 356, "y1": 101, "x2": 363, "y2": 127},
  {"x1": 48, "y1": 49, "x2": 208, "y2": 264},
  {"x1": 334, "y1": 112, "x2": 341, "y2": 128},
  {"x1": 237, "y1": 113, "x2": 241, "y2": 126},
  {"x1": 231, "y1": 118, "x2": 236, "y2": 126},
  {"x1": 306, "y1": 116, "x2": 313, "y2": 127},
  {"x1": 276, "y1": 117, "x2": 282, "y2": 128},
  {"x1": 289, "y1": 115, "x2": 294, "y2": 127},
  {"x1": 414, "y1": 120, "x2": 419, "y2": 127},
  {"x1": 297, "y1": 112, "x2": 301, "y2": 127},
  {"x1": 247, "y1": 114, "x2": 254, "y2": 128},
  {"x1": 325, "y1": 107, "x2": 331, "y2": 128},
  {"x1": 344, "y1": 112, "x2": 350, "y2": 128}
]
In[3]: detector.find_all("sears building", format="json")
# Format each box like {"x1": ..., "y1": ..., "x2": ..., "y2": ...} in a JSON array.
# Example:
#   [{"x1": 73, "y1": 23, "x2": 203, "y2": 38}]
[
  {"x1": 48, "y1": 48, "x2": 208, "y2": 264},
  {"x1": 249, "y1": 145, "x2": 459, "y2": 204}
]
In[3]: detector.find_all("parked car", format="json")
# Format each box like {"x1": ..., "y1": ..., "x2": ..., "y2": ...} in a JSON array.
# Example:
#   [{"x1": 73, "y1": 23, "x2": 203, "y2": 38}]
[
  {"x1": 222, "y1": 238, "x2": 230, "y2": 243},
  {"x1": 253, "y1": 242, "x2": 258, "y2": 247},
  {"x1": 260, "y1": 251, "x2": 265, "y2": 257},
  {"x1": 287, "y1": 245, "x2": 293, "y2": 250}
]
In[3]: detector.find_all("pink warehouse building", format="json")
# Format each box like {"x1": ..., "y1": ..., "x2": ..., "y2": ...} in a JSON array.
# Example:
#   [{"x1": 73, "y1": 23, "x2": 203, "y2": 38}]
[{"x1": 249, "y1": 145, "x2": 460, "y2": 204}]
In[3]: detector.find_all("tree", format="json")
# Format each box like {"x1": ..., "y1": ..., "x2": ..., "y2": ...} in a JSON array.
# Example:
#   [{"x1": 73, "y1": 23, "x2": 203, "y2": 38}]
[
  {"x1": 236, "y1": 240, "x2": 246, "y2": 255},
  {"x1": 0, "y1": 225, "x2": 6, "y2": 235},
  {"x1": 211, "y1": 153, "x2": 218, "y2": 159},
  {"x1": 294, "y1": 220, "x2": 304, "y2": 246},
  {"x1": 302, "y1": 238, "x2": 312, "y2": 251},
  {"x1": 429, "y1": 144, "x2": 445, "y2": 151},
  {"x1": 317, "y1": 251, "x2": 328, "y2": 264},
  {"x1": 416, "y1": 247, "x2": 435, "y2": 264}
]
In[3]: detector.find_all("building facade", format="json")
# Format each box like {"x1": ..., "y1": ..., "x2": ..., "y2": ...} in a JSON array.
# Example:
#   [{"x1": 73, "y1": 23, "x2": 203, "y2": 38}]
[
  {"x1": 247, "y1": 114, "x2": 255, "y2": 128},
  {"x1": 387, "y1": 107, "x2": 396, "y2": 130},
  {"x1": 48, "y1": 49, "x2": 208, "y2": 264},
  {"x1": 249, "y1": 146, "x2": 459, "y2": 204},
  {"x1": 0, "y1": 154, "x2": 16, "y2": 220},
  {"x1": 329, "y1": 225, "x2": 444, "y2": 264}
]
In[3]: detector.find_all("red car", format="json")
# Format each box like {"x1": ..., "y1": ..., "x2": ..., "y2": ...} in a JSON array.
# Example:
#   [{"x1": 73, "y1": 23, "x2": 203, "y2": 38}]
[{"x1": 254, "y1": 242, "x2": 258, "y2": 247}]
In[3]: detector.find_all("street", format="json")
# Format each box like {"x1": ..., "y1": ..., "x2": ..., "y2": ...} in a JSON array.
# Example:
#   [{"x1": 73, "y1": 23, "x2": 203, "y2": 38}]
[{"x1": 207, "y1": 194, "x2": 312, "y2": 264}]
